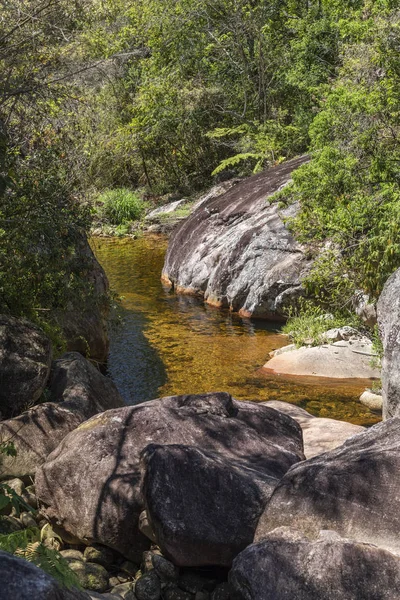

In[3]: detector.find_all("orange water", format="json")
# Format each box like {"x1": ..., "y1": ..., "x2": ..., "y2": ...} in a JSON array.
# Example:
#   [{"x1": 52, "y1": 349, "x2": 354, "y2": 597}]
[{"x1": 92, "y1": 236, "x2": 380, "y2": 426}]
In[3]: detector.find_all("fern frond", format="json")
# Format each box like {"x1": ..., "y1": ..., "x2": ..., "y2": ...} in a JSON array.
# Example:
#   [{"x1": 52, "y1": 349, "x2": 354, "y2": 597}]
[
  {"x1": 211, "y1": 153, "x2": 263, "y2": 176},
  {"x1": 27, "y1": 543, "x2": 83, "y2": 590},
  {"x1": 0, "y1": 527, "x2": 40, "y2": 554}
]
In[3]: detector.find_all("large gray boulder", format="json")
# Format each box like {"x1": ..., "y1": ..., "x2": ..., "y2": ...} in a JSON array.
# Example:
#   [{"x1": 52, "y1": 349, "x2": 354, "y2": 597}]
[
  {"x1": 36, "y1": 393, "x2": 304, "y2": 562},
  {"x1": 142, "y1": 443, "x2": 285, "y2": 567},
  {"x1": 0, "y1": 352, "x2": 124, "y2": 479},
  {"x1": 60, "y1": 236, "x2": 110, "y2": 365},
  {"x1": 0, "y1": 315, "x2": 52, "y2": 419},
  {"x1": 0, "y1": 550, "x2": 90, "y2": 600},
  {"x1": 230, "y1": 528, "x2": 400, "y2": 600},
  {"x1": 255, "y1": 418, "x2": 400, "y2": 555},
  {"x1": 162, "y1": 156, "x2": 311, "y2": 320},
  {"x1": 378, "y1": 267, "x2": 400, "y2": 418}
]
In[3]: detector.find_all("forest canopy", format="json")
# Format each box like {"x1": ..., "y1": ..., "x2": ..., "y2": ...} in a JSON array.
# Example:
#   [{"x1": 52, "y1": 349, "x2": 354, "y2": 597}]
[{"x1": 0, "y1": 0, "x2": 399, "y2": 329}]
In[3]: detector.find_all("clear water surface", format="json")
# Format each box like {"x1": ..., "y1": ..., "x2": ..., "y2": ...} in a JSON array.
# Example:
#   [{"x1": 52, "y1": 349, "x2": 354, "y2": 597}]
[{"x1": 92, "y1": 235, "x2": 380, "y2": 427}]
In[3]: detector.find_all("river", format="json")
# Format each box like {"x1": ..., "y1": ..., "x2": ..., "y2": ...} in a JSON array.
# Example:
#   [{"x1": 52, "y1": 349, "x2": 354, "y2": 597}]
[{"x1": 92, "y1": 235, "x2": 379, "y2": 426}]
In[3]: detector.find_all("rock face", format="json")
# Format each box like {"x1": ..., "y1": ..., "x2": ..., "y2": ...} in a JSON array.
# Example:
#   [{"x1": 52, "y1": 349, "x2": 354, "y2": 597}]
[
  {"x1": 263, "y1": 401, "x2": 364, "y2": 459},
  {"x1": 255, "y1": 418, "x2": 400, "y2": 555},
  {"x1": 36, "y1": 392, "x2": 304, "y2": 562},
  {"x1": 162, "y1": 156, "x2": 311, "y2": 320},
  {"x1": 0, "y1": 352, "x2": 124, "y2": 479},
  {"x1": 0, "y1": 315, "x2": 52, "y2": 420},
  {"x1": 0, "y1": 550, "x2": 90, "y2": 600},
  {"x1": 230, "y1": 528, "x2": 400, "y2": 600},
  {"x1": 142, "y1": 443, "x2": 283, "y2": 567},
  {"x1": 60, "y1": 236, "x2": 110, "y2": 365},
  {"x1": 262, "y1": 338, "x2": 380, "y2": 379},
  {"x1": 378, "y1": 267, "x2": 400, "y2": 419}
]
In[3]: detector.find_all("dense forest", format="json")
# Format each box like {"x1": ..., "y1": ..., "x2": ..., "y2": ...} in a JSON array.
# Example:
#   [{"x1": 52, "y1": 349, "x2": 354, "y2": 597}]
[{"x1": 1, "y1": 0, "x2": 399, "y2": 335}]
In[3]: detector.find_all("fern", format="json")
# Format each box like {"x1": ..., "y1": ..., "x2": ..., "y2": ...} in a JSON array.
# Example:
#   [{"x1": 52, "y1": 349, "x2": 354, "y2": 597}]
[
  {"x1": 0, "y1": 526, "x2": 40, "y2": 554},
  {"x1": 16, "y1": 542, "x2": 83, "y2": 590},
  {"x1": 211, "y1": 152, "x2": 263, "y2": 176}
]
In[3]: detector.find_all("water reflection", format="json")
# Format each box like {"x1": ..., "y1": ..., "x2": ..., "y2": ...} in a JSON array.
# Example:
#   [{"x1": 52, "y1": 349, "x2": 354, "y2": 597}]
[{"x1": 92, "y1": 236, "x2": 380, "y2": 426}]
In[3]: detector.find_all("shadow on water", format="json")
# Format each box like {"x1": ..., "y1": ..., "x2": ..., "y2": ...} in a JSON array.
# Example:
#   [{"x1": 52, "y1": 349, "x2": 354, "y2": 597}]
[{"x1": 92, "y1": 235, "x2": 380, "y2": 426}]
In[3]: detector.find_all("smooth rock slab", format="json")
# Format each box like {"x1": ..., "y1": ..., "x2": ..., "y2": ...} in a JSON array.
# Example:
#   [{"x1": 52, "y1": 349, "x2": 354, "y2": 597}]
[
  {"x1": 378, "y1": 267, "x2": 400, "y2": 419},
  {"x1": 263, "y1": 401, "x2": 365, "y2": 459},
  {"x1": 162, "y1": 156, "x2": 311, "y2": 320},
  {"x1": 0, "y1": 352, "x2": 124, "y2": 479},
  {"x1": 230, "y1": 528, "x2": 400, "y2": 600},
  {"x1": 36, "y1": 392, "x2": 303, "y2": 562},
  {"x1": 0, "y1": 550, "x2": 90, "y2": 600},
  {"x1": 0, "y1": 315, "x2": 52, "y2": 419},
  {"x1": 255, "y1": 417, "x2": 400, "y2": 555},
  {"x1": 142, "y1": 444, "x2": 282, "y2": 566},
  {"x1": 262, "y1": 340, "x2": 380, "y2": 379}
]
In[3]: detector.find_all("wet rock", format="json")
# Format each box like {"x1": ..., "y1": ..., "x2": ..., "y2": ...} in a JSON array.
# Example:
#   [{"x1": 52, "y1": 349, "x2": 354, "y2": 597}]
[
  {"x1": 263, "y1": 401, "x2": 364, "y2": 459},
  {"x1": 0, "y1": 549, "x2": 90, "y2": 599},
  {"x1": 359, "y1": 390, "x2": 383, "y2": 411},
  {"x1": 230, "y1": 528, "x2": 400, "y2": 600},
  {"x1": 68, "y1": 560, "x2": 109, "y2": 593},
  {"x1": 0, "y1": 315, "x2": 52, "y2": 420},
  {"x1": 162, "y1": 157, "x2": 311, "y2": 320},
  {"x1": 20, "y1": 511, "x2": 37, "y2": 529},
  {"x1": 378, "y1": 267, "x2": 400, "y2": 419},
  {"x1": 255, "y1": 418, "x2": 400, "y2": 555},
  {"x1": 135, "y1": 571, "x2": 161, "y2": 600},
  {"x1": 36, "y1": 393, "x2": 303, "y2": 562},
  {"x1": 0, "y1": 352, "x2": 123, "y2": 479},
  {"x1": 84, "y1": 544, "x2": 116, "y2": 569},
  {"x1": 142, "y1": 443, "x2": 291, "y2": 567}
]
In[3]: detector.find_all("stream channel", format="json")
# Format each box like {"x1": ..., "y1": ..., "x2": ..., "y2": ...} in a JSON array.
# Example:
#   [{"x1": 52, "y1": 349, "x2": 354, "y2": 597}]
[{"x1": 92, "y1": 235, "x2": 380, "y2": 427}]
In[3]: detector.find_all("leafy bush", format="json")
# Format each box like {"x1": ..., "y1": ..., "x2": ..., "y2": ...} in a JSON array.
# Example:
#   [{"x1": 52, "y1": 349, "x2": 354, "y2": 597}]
[
  {"x1": 282, "y1": 301, "x2": 358, "y2": 348},
  {"x1": 98, "y1": 189, "x2": 148, "y2": 225}
]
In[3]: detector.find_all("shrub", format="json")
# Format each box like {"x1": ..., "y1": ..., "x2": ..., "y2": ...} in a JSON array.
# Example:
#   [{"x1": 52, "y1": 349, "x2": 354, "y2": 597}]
[{"x1": 98, "y1": 189, "x2": 147, "y2": 225}]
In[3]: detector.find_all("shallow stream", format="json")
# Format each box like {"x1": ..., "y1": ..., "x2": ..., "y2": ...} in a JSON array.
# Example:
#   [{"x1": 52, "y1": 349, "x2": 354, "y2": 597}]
[{"x1": 92, "y1": 235, "x2": 380, "y2": 426}]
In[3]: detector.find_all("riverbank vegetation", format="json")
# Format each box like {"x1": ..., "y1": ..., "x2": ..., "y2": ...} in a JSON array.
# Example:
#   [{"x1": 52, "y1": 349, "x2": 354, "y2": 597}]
[{"x1": 1, "y1": 0, "x2": 399, "y2": 334}]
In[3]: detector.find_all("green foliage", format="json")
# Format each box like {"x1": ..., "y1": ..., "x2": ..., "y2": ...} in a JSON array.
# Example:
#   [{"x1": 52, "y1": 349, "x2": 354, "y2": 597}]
[
  {"x1": 98, "y1": 188, "x2": 147, "y2": 225},
  {"x1": 282, "y1": 300, "x2": 359, "y2": 348}
]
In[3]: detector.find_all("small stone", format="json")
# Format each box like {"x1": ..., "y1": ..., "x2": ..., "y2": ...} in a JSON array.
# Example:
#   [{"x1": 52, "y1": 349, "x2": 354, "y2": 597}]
[
  {"x1": 211, "y1": 583, "x2": 229, "y2": 600},
  {"x1": 69, "y1": 560, "x2": 109, "y2": 592},
  {"x1": 121, "y1": 560, "x2": 139, "y2": 578},
  {"x1": 141, "y1": 551, "x2": 155, "y2": 573},
  {"x1": 19, "y1": 511, "x2": 37, "y2": 529},
  {"x1": 4, "y1": 478, "x2": 25, "y2": 497},
  {"x1": 195, "y1": 592, "x2": 210, "y2": 600},
  {"x1": 179, "y1": 573, "x2": 208, "y2": 594},
  {"x1": 111, "y1": 582, "x2": 136, "y2": 599},
  {"x1": 84, "y1": 543, "x2": 116, "y2": 568},
  {"x1": 60, "y1": 549, "x2": 85, "y2": 562},
  {"x1": 0, "y1": 515, "x2": 23, "y2": 534},
  {"x1": 359, "y1": 390, "x2": 383, "y2": 411},
  {"x1": 164, "y1": 585, "x2": 192, "y2": 600},
  {"x1": 152, "y1": 554, "x2": 178, "y2": 581},
  {"x1": 110, "y1": 574, "x2": 131, "y2": 586},
  {"x1": 135, "y1": 571, "x2": 161, "y2": 600}
]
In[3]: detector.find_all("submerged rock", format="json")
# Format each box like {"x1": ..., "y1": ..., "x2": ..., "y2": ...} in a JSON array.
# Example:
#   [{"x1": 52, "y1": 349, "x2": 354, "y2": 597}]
[
  {"x1": 230, "y1": 528, "x2": 400, "y2": 600},
  {"x1": 263, "y1": 401, "x2": 364, "y2": 459},
  {"x1": 255, "y1": 418, "x2": 400, "y2": 555},
  {"x1": 162, "y1": 156, "x2": 311, "y2": 320},
  {"x1": 36, "y1": 392, "x2": 303, "y2": 562},
  {"x1": 0, "y1": 315, "x2": 52, "y2": 420},
  {"x1": 378, "y1": 267, "x2": 400, "y2": 418},
  {"x1": 0, "y1": 352, "x2": 123, "y2": 479},
  {"x1": 0, "y1": 550, "x2": 90, "y2": 599}
]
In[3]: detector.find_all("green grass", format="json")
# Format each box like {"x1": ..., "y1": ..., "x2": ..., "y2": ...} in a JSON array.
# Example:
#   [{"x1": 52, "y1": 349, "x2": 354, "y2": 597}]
[{"x1": 97, "y1": 188, "x2": 148, "y2": 225}]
